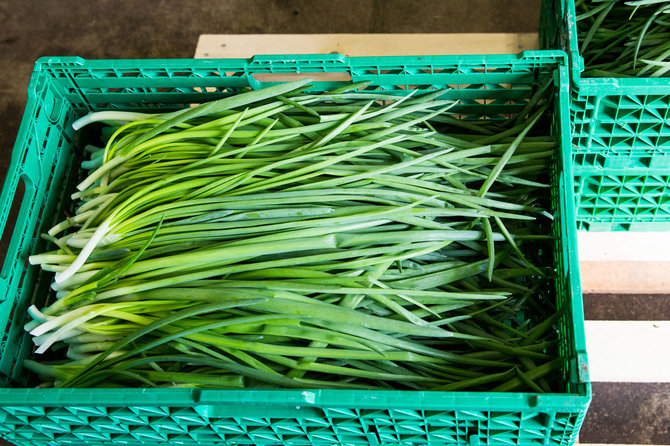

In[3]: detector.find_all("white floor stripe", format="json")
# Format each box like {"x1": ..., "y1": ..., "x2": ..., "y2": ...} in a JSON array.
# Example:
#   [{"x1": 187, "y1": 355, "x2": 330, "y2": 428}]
[
  {"x1": 578, "y1": 231, "x2": 670, "y2": 262},
  {"x1": 585, "y1": 321, "x2": 670, "y2": 383}
]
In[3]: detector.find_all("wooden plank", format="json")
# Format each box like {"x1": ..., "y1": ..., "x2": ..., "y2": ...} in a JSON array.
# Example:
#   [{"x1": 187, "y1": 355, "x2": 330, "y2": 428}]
[
  {"x1": 577, "y1": 231, "x2": 670, "y2": 293},
  {"x1": 579, "y1": 260, "x2": 670, "y2": 294},
  {"x1": 585, "y1": 320, "x2": 670, "y2": 382},
  {"x1": 195, "y1": 33, "x2": 538, "y2": 58}
]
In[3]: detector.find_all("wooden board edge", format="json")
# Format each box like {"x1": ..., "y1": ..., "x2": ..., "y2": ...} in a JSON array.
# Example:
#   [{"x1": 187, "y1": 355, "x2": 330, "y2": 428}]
[
  {"x1": 579, "y1": 260, "x2": 670, "y2": 294},
  {"x1": 195, "y1": 33, "x2": 539, "y2": 58}
]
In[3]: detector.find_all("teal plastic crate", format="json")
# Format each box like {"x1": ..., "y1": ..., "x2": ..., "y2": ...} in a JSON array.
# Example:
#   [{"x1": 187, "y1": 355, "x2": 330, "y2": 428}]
[
  {"x1": 540, "y1": 0, "x2": 670, "y2": 230},
  {"x1": 0, "y1": 54, "x2": 590, "y2": 446}
]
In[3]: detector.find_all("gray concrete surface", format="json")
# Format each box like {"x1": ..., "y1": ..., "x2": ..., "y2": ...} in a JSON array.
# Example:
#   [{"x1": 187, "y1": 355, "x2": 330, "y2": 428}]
[{"x1": 0, "y1": 0, "x2": 540, "y2": 188}]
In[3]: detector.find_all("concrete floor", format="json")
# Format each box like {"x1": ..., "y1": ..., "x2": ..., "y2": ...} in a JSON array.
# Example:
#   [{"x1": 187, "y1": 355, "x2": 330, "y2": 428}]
[
  {"x1": 0, "y1": 0, "x2": 540, "y2": 186},
  {"x1": 1, "y1": 1, "x2": 669, "y2": 445}
]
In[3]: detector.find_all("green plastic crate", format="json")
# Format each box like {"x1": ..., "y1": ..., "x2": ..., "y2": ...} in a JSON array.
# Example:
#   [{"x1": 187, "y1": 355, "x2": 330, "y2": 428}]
[
  {"x1": 540, "y1": 0, "x2": 670, "y2": 231},
  {"x1": 0, "y1": 53, "x2": 590, "y2": 446}
]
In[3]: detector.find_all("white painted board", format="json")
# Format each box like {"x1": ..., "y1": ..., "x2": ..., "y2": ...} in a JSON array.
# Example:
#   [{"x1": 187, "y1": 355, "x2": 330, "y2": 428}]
[
  {"x1": 578, "y1": 232, "x2": 670, "y2": 262},
  {"x1": 585, "y1": 321, "x2": 670, "y2": 382}
]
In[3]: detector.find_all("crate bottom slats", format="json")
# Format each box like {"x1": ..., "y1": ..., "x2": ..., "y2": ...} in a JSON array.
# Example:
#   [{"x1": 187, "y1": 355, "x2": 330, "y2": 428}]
[{"x1": 573, "y1": 172, "x2": 670, "y2": 231}]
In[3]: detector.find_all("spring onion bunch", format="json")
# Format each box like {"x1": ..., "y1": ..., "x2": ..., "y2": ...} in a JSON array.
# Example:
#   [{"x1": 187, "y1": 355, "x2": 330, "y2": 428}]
[
  {"x1": 577, "y1": 0, "x2": 670, "y2": 77},
  {"x1": 25, "y1": 78, "x2": 562, "y2": 392}
]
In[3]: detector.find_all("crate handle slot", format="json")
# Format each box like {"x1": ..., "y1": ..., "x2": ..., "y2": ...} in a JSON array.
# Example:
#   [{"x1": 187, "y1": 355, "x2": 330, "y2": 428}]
[
  {"x1": 194, "y1": 403, "x2": 322, "y2": 419},
  {"x1": 251, "y1": 72, "x2": 352, "y2": 84},
  {"x1": 0, "y1": 173, "x2": 36, "y2": 295},
  {"x1": 0, "y1": 105, "x2": 54, "y2": 303},
  {"x1": 249, "y1": 54, "x2": 349, "y2": 66},
  {"x1": 245, "y1": 54, "x2": 352, "y2": 89}
]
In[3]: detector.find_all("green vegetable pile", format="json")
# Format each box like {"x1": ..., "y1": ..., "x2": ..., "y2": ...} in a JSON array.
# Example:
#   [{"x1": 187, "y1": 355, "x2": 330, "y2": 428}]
[
  {"x1": 25, "y1": 78, "x2": 562, "y2": 392},
  {"x1": 577, "y1": 0, "x2": 670, "y2": 77}
]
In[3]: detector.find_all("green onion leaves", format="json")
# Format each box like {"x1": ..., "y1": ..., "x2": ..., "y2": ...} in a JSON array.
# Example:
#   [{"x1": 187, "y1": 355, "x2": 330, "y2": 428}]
[{"x1": 26, "y1": 80, "x2": 560, "y2": 392}]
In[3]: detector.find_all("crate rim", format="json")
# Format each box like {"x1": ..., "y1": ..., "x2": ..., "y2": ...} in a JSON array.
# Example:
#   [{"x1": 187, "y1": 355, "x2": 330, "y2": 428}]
[
  {"x1": 33, "y1": 51, "x2": 570, "y2": 68},
  {"x1": 0, "y1": 387, "x2": 591, "y2": 409}
]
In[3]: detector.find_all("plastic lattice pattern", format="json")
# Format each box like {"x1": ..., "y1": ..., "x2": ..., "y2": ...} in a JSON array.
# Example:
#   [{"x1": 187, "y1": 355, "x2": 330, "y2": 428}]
[
  {"x1": 575, "y1": 174, "x2": 670, "y2": 231},
  {"x1": 0, "y1": 403, "x2": 585, "y2": 445}
]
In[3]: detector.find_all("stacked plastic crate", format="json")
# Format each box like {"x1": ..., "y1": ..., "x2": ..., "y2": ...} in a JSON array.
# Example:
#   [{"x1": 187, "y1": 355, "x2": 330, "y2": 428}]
[
  {"x1": 541, "y1": 2, "x2": 670, "y2": 445},
  {"x1": 541, "y1": 0, "x2": 670, "y2": 231}
]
